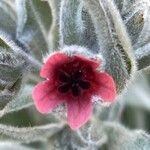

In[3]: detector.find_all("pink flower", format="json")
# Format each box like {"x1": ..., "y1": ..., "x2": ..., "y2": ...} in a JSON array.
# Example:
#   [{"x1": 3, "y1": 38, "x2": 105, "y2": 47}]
[{"x1": 32, "y1": 52, "x2": 116, "y2": 129}]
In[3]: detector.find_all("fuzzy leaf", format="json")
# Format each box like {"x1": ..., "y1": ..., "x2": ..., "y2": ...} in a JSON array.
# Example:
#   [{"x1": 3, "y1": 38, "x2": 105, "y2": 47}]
[
  {"x1": 0, "y1": 90, "x2": 17, "y2": 109},
  {"x1": 123, "y1": 73, "x2": 150, "y2": 111},
  {"x1": 76, "y1": 120, "x2": 107, "y2": 148},
  {"x1": 48, "y1": 120, "x2": 150, "y2": 149},
  {"x1": 103, "y1": 122, "x2": 150, "y2": 150},
  {"x1": 125, "y1": 10, "x2": 144, "y2": 45},
  {"x1": 114, "y1": 0, "x2": 124, "y2": 11},
  {"x1": 117, "y1": 0, "x2": 149, "y2": 48},
  {"x1": 0, "y1": 30, "x2": 41, "y2": 69},
  {"x1": 115, "y1": 0, "x2": 150, "y2": 66},
  {"x1": 81, "y1": 9, "x2": 99, "y2": 53},
  {"x1": 0, "y1": 85, "x2": 34, "y2": 118},
  {"x1": 29, "y1": 0, "x2": 52, "y2": 35},
  {"x1": 0, "y1": 142, "x2": 35, "y2": 150},
  {"x1": 16, "y1": 0, "x2": 51, "y2": 59},
  {"x1": 82, "y1": 0, "x2": 136, "y2": 93},
  {"x1": 135, "y1": 43, "x2": 150, "y2": 70},
  {"x1": 0, "y1": 31, "x2": 41, "y2": 109},
  {"x1": 59, "y1": 0, "x2": 98, "y2": 52},
  {"x1": 0, "y1": 50, "x2": 25, "y2": 107},
  {"x1": 97, "y1": 99, "x2": 125, "y2": 122},
  {"x1": 48, "y1": 120, "x2": 107, "y2": 149},
  {"x1": 48, "y1": 126, "x2": 89, "y2": 149},
  {"x1": 133, "y1": 5, "x2": 150, "y2": 70},
  {"x1": 0, "y1": 51, "x2": 25, "y2": 83},
  {"x1": 135, "y1": 6, "x2": 150, "y2": 50},
  {"x1": 47, "y1": 0, "x2": 61, "y2": 51},
  {"x1": 0, "y1": 123, "x2": 65, "y2": 143},
  {"x1": 0, "y1": 0, "x2": 16, "y2": 35},
  {"x1": 59, "y1": 0, "x2": 84, "y2": 46}
]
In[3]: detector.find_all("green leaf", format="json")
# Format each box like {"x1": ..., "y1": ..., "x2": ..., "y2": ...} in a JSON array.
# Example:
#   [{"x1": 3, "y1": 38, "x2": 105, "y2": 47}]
[
  {"x1": 16, "y1": 0, "x2": 52, "y2": 59},
  {"x1": 0, "y1": 51, "x2": 25, "y2": 107},
  {"x1": 82, "y1": 0, "x2": 136, "y2": 93},
  {"x1": 0, "y1": 0, "x2": 16, "y2": 35},
  {"x1": 81, "y1": 9, "x2": 99, "y2": 53},
  {"x1": 114, "y1": 0, "x2": 124, "y2": 11},
  {"x1": 59, "y1": 0, "x2": 84, "y2": 46},
  {"x1": 47, "y1": 0, "x2": 61, "y2": 51},
  {"x1": 0, "y1": 142, "x2": 35, "y2": 150},
  {"x1": 125, "y1": 10, "x2": 144, "y2": 45},
  {"x1": 135, "y1": 43, "x2": 150, "y2": 70},
  {"x1": 30, "y1": 0, "x2": 52, "y2": 35},
  {"x1": 103, "y1": 122, "x2": 150, "y2": 150},
  {"x1": 119, "y1": 0, "x2": 148, "y2": 47},
  {"x1": 123, "y1": 73, "x2": 150, "y2": 111},
  {"x1": 0, "y1": 51, "x2": 25, "y2": 83},
  {"x1": 0, "y1": 123, "x2": 65, "y2": 143},
  {"x1": 136, "y1": 21, "x2": 150, "y2": 50},
  {"x1": 0, "y1": 85, "x2": 34, "y2": 118},
  {"x1": 0, "y1": 31, "x2": 42, "y2": 69},
  {"x1": 114, "y1": 0, "x2": 150, "y2": 73}
]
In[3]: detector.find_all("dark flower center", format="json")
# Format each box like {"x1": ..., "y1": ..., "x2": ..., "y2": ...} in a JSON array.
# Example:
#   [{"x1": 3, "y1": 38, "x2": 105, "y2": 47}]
[{"x1": 58, "y1": 70, "x2": 91, "y2": 97}]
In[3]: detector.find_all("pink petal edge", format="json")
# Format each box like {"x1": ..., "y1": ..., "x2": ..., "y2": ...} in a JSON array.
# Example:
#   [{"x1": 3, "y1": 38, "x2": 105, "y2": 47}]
[
  {"x1": 96, "y1": 72, "x2": 117, "y2": 102},
  {"x1": 74, "y1": 55, "x2": 100, "y2": 69},
  {"x1": 32, "y1": 81, "x2": 63, "y2": 113},
  {"x1": 40, "y1": 52, "x2": 68, "y2": 78},
  {"x1": 66, "y1": 96, "x2": 92, "y2": 130}
]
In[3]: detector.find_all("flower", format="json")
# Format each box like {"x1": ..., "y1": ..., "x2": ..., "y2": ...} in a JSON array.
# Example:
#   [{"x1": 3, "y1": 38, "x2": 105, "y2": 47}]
[{"x1": 32, "y1": 51, "x2": 116, "y2": 129}]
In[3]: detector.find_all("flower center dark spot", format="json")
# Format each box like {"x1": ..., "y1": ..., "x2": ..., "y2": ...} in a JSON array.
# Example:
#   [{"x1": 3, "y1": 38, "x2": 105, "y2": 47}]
[{"x1": 58, "y1": 70, "x2": 91, "y2": 97}]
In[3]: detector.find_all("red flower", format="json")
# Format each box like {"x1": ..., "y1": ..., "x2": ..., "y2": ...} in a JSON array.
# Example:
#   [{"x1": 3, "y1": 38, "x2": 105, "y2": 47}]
[{"x1": 32, "y1": 52, "x2": 116, "y2": 129}]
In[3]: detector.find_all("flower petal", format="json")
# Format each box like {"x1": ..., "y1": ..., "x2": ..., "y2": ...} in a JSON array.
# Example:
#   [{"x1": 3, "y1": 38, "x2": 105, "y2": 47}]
[
  {"x1": 74, "y1": 55, "x2": 100, "y2": 69},
  {"x1": 40, "y1": 52, "x2": 68, "y2": 78},
  {"x1": 32, "y1": 81, "x2": 63, "y2": 113},
  {"x1": 79, "y1": 80, "x2": 91, "y2": 89},
  {"x1": 96, "y1": 72, "x2": 116, "y2": 102},
  {"x1": 66, "y1": 96, "x2": 92, "y2": 129},
  {"x1": 58, "y1": 83, "x2": 70, "y2": 93}
]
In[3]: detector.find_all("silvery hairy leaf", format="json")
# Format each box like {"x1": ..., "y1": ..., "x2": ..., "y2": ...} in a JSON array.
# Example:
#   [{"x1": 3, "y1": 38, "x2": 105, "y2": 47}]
[
  {"x1": 48, "y1": 120, "x2": 150, "y2": 150},
  {"x1": 134, "y1": 6, "x2": 150, "y2": 69},
  {"x1": 16, "y1": 0, "x2": 52, "y2": 60},
  {"x1": 75, "y1": 120, "x2": 107, "y2": 149},
  {"x1": 0, "y1": 0, "x2": 16, "y2": 35},
  {"x1": 134, "y1": 4, "x2": 150, "y2": 50},
  {"x1": 60, "y1": 0, "x2": 99, "y2": 53},
  {"x1": 0, "y1": 30, "x2": 41, "y2": 69},
  {"x1": 0, "y1": 142, "x2": 35, "y2": 150},
  {"x1": 0, "y1": 84, "x2": 33, "y2": 118},
  {"x1": 48, "y1": 126, "x2": 89, "y2": 150},
  {"x1": 114, "y1": 0, "x2": 146, "y2": 45},
  {"x1": 96, "y1": 98, "x2": 125, "y2": 122},
  {"x1": 59, "y1": 0, "x2": 84, "y2": 46},
  {"x1": 103, "y1": 122, "x2": 150, "y2": 150},
  {"x1": 81, "y1": 0, "x2": 136, "y2": 94},
  {"x1": 124, "y1": 8, "x2": 145, "y2": 45},
  {"x1": 123, "y1": 72, "x2": 150, "y2": 111},
  {"x1": 0, "y1": 31, "x2": 40, "y2": 108},
  {"x1": 0, "y1": 50, "x2": 25, "y2": 83},
  {"x1": 0, "y1": 123, "x2": 65, "y2": 143},
  {"x1": 47, "y1": 0, "x2": 61, "y2": 51},
  {"x1": 0, "y1": 50, "x2": 26, "y2": 108},
  {"x1": 135, "y1": 43, "x2": 150, "y2": 70},
  {"x1": 48, "y1": 120, "x2": 107, "y2": 150},
  {"x1": 81, "y1": 8, "x2": 99, "y2": 53},
  {"x1": 115, "y1": 0, "x2": 150, "y2": 69}
]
